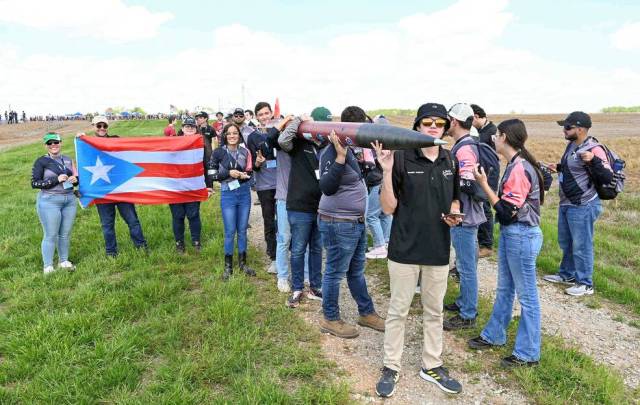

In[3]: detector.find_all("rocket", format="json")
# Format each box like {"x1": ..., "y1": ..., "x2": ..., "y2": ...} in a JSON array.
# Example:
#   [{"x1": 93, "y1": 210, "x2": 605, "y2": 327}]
[{"x1": 296, "y1": 121, "x2": 447, "y2": 149}]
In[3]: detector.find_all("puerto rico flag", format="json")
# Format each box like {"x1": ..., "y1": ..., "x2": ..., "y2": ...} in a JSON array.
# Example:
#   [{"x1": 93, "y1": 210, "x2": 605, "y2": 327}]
[{"x1": 75, "y1": 135, "x2": 207, "y2": 208}]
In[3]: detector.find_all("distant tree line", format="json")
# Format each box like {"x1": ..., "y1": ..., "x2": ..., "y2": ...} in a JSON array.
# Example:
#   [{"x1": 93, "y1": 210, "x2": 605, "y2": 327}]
[
  {"x1": 367, "y1": 108, "x2": 416, "y2": 117},
  {"x1": 601, "y1": 106, "x2": 640, "y2": 113}
]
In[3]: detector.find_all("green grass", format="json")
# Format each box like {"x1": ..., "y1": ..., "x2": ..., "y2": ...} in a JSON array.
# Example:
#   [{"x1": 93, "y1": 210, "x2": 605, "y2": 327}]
[
  {"x1": 366, "y1": 261, "x2": 635, "y2": 404},
  {"x1": 0, "y1": 121, "x2": 349, "y2": 403},
  {"x1": 519, "y1": 191, "x2": 640, "y2": 314}
]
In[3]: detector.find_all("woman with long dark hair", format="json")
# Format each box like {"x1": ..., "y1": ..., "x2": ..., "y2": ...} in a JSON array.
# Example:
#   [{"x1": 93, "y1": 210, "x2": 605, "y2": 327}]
[
  {"x1": 208, "y1": 123, "x2": 255, "y2": 280},
  {"x1": 467, "y1": 118, "x2": 548, "y2": 368}
]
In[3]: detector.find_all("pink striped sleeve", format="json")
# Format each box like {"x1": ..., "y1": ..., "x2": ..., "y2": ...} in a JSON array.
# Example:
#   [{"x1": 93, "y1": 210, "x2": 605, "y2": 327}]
[
  {"x1": 591, "y1": 146, "x2": 611, "y2": 170},
  {"x1": 501, "y1": 162, "x2": 530, "y2": 208},
  {"x1": 455, "y1": 144, "x2": 478, "y2": 180},
  {"x1": 244, "y1": 147, "x2": 253, "y2": 171}
]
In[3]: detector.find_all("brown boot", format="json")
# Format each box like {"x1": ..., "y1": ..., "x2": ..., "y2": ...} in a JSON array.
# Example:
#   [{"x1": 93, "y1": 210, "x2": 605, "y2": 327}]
[
  {"x1": 478, "y1": 247, "x2": 493, "y2": 258},
  {"x1": 358, "y1": 312, "x2": 386, "y2": 332},
  {"x1": 319, "y1": 318, "x2": 359, "y2": 339}
]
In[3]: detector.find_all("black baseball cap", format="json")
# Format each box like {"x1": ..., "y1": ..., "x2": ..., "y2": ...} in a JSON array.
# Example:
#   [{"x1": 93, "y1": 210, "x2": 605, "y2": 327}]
[
  {"x1": 183, "y1": 117, "x2": 197, "y2": 126},
  {"x1": 195, "y1": 111, "x2": 209, "y2": 119},
  {"x1": 233, "y1": 108, "x2": 244, "y2": 116},
  {"x1": 557, "y1": 111, "x2": 592, "y2": 128}
]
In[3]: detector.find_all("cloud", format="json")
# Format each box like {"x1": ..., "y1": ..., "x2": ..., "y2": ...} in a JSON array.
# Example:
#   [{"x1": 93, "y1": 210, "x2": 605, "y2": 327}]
[
  {"x1": 610, "y1": 22, "x2": 640, "y2": 50},
  {"x1": 2, "y1": 0, "x2": 639, "y2": 115},
  {"x1": 0, "y1": 0, "x2": 173, "y2": 43}
]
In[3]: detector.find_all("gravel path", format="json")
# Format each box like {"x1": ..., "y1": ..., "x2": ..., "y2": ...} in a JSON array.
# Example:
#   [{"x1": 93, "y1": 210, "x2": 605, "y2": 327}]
[{"x1": 247, "y1": 192, "x2": 640, "y2": 403}]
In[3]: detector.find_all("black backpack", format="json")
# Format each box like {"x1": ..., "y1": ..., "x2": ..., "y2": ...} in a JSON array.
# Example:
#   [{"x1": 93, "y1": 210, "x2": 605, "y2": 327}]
[{"x1": 585, "y1": 137, "x2": 625, "y2": 200}]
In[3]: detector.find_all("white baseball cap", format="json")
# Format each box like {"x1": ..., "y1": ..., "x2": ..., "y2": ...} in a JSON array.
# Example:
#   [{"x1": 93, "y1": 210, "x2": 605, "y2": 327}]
[
  {"x1": 92, "y1": 115, "x2": 109, "y2": 125},
  {"x1": 447, "y1": 103, "x2": 474, "y2": 122}
]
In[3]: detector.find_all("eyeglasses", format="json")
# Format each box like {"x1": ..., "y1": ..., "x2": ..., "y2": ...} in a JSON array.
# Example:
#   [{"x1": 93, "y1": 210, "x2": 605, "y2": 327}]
[
  {"x1": 421, "y1": 118, "x2": 447, "y2": 128},
  {"x1": 96, "y1": 123, "x2": 108, "y2": 129},
  {"x1": 563, "y1": 125, "x2": 576, "y2": 131},
  {"x1": 183, "y1": 125, "x2": 195, "y2": 129},
  {"x1": 46, "y1": 141, "x2": 60, "y2": 145}
]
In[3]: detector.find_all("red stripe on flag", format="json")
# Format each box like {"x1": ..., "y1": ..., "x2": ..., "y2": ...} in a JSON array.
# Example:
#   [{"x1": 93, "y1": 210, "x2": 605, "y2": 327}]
[
  {"x1": 90, "y1": 189, "x2": 208, "y2": 206},
  {"x1": 136, "y1": 162, "x2": 204, "y2": 178},
  {"x1": 81, "y1": 134, "x2": 203, "y2": 152}
]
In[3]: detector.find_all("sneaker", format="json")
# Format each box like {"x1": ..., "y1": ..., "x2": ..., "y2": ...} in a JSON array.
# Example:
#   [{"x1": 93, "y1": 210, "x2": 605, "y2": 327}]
[
  {"x1": 287, "y1": 291, "x2": 304, "y2": 308},
  {"x1": 375, "y1": 367, "x2": 400, "y2": 398},
  {"x1": 500, "y1": 354, "x2": 539, "y2": 368},
  {"x1": 357, "y1": 312, "x2": 385, "y2": 332},
  {"x1": 365, "y1": 245, "x2": 388, "y2": 259},
  {"x1": 449, "y1": 267, "x2": 459, "y2": 283},
  {"x1": 43, "y1": 265, "x2": 56, "y2": 275},
  {"x1": 176, "y1": 241, "x2": 185, "y2": 255},
  {"x1": 306, "y1": 287, "x2": 323, "y2": 302},
  {"x1": 277, "y1": 278, "x2": 291, "y2": 293},
  {"x1": 266, "y1": 261, "x2": 277, "y2": 274},
  {"x1": 319, "y1": 318, "x2": 359, "y2": 339},
  {"x1": 444, "y1": 302, "x2": 460, "y2": 312},
  {"x1": 443, "y1": 314, "x2": 476, "y2": 331},
  {"x1": 193, "y1": 241, "x2": 202, "y2": 253},
  {"x1": 58, "y1": 261, "x2": 76, "y2": 272},
  {"x1": 542, "y1": 274, "x2": 575, "y2": 285},
  {"x1": 478, "y1": 247, "x2": 493, "y2": 258},
  {"x1": 419, "y1": 366, "x2": 462, "y2": 394},
  {"x1": 467, "y1": 336, "x2": 496, "y2": 350},
  {"x1": 565, "y1": 284, "x2": 594, "y2": 296}
]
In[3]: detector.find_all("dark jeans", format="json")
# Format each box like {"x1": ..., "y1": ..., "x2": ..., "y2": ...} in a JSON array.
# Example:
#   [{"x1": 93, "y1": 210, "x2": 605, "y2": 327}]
[
  {"x1": 478, "y1": 200, "x2": 495, "y2": 249},
  {"x1": 96, "y1": 202, "x2": 147, "y2": 255},
  {"x1": 319, "y1": 219, "x2": 375, "y2": 321},
  {"x1": 288, "y1": 210, "x2": 322, "y2": 292},
  {"x1": 257, "y1": 189, "x2": 277, "y2": 260},
  {"x1": 169, "y1": 201, "x2": 201, "y2": 244}
]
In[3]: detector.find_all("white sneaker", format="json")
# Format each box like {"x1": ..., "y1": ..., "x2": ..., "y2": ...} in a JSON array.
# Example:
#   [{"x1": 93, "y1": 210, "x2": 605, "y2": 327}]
[
  {"x1": 277, "y1": 278, "x2": 291, "y2": 293},
  {"x1": 543, "y1": 274, "x2": 575, "y2": 285},
  {"x1": 366, "y1": 245, "x2": 388, "y2": 259},
  {"x1": 43, "y1": 265, "x2": 55, "y2": 275},
  {"x1": 267, "y1": 261, "x2": 277, "y2": 274},
  {"x1": 59, "y1": 261, "x2": 76, "y2": 272},
  {"x1": 565, "y1": 284, "x2": 594, "y2": 296}
]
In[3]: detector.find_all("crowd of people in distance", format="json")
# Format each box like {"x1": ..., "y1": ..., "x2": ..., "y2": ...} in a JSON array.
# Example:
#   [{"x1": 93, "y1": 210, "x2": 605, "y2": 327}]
[{"x1": 30, "y1": 101, "x2": 614, "y2": 398}]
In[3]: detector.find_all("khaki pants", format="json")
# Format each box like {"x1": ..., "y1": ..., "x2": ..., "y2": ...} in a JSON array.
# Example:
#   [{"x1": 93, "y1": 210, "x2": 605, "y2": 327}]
[{"x1": 383, "y1": 259, "x2": 449, "y2": 371}]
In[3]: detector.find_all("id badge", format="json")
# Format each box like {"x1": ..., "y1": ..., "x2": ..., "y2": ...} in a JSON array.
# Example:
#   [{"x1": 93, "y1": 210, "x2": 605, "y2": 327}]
[
  {"x1": 63, "y1": 180, "x2": 74, "y2": 189},
  {"x1": 315, "y1": 169, "x2": 320, "y2": 180},
  {"x1": 228, "y1": 180, "x2": 241, "y2": 190},
  {"x1": 266, "y1": 160, "x2": 277, "y2": 169}
]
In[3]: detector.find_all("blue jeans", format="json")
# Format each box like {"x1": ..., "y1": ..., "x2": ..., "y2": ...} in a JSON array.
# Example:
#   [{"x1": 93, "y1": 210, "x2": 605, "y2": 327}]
[
  {"x1": 319, "y1": 219, "x2": 375, "y2": 321},
  {"x1": 96, "y1": 202, "x2": 146, "y2": 255},
  {"x1": 220, "y1": 182, "x2": 251, "y2": 255},
  {"x1": 169, "y1": 202, "x2": 201, "y2": 243},
  {"x1": 366, "y1": 185, "x2": 392, "y2": 247},
  {"x1": 481, "y1": 223, "x2": 543, "y2": 362},
  {"x1": 557, "y1": 199, "x2": 602, "y2": 287},
  {"x1": 451, "y1": 225, "x2": 479, "y2": 320},
  {"x1": 36, "y1": 192, "x2": 77, "y2": 267},
  {"x1": 275, "y1": 200, "x2": 309, "y2": 281},
  {"x1": 288, "y1": 210, "x2": 322, "y2": 292}
]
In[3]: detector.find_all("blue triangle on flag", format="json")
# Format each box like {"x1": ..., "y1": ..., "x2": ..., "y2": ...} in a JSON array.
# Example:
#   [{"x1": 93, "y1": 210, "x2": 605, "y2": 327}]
[{"x1": 76, "y1": 138, "x2": 144, "y2": 207}]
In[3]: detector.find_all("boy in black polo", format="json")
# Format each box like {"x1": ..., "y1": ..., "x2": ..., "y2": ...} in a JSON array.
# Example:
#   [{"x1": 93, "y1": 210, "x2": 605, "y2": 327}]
[{"x1": 374, "y1": 103, "x2": 463, "y2": 397}]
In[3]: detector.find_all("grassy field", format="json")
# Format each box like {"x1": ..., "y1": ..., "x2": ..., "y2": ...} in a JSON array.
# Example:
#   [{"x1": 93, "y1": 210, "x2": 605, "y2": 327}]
[{"x1": 0, "y1": 120, "x2": 349, "y2": 403}]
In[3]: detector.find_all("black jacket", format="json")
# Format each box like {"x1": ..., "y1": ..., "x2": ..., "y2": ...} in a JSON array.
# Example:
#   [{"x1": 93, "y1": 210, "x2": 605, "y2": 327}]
[{"x1": 478, "y1": 121, "x2": 497, "y2": 149}]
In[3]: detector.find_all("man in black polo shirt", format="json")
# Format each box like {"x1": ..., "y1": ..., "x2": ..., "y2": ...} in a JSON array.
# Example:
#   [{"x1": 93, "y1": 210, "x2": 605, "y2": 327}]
[
  {"x1": 373, "y1": 103, "x2": 463, "y2": 397},
  {"x1": 195, "y1": 111, "x2": 217, "y2": 165}
]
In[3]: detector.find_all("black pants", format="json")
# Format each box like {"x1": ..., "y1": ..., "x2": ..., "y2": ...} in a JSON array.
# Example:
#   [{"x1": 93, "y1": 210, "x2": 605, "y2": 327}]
[
  {"x1": 169, "y1": 202, "x2": 201, "y2": 244},
  {"x1": 257, "y1": 189, "x2": 277, "y2": 260},
  {"x1": 478, "y1": 200, "x2": 494, "y2": 249}
]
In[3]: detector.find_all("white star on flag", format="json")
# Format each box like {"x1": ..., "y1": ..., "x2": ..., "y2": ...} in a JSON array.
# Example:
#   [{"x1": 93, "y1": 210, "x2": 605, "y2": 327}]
[{"x1": 84, "y1": 156, "x2": 115, "y2": 185}]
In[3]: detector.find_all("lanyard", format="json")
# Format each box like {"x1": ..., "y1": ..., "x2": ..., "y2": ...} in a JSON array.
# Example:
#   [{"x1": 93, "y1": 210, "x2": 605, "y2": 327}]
[
  {"x1": 48, "y1": 155, "x2": 67, "y2": 172},
  {"x1": 225, "y1": 147, "x2": 240, "y2": 170}
]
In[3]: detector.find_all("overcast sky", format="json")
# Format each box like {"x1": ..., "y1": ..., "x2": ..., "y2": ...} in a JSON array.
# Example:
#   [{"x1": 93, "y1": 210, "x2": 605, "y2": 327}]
[{"x1": 1, "y1": 0, "x2": 639, "y2": 116}]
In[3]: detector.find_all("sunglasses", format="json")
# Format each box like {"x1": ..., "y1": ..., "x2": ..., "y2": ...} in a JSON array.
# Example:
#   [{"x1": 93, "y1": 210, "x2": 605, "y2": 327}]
[
  {"x1": 421, "y1": 118, "x2": 447, "y2": 128},
  {"x1": 233, "y1": 113, "x2": 244, "y2": 117},
  {"x1": 96, "y1": 123, "x2": 108, "y2": 129},
  {"x1": 46, "y1": 141, "x2": 60, "y2": 145},
  {"x1": 183, "y1": 125, "x2": 196, "y2": 129}
]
